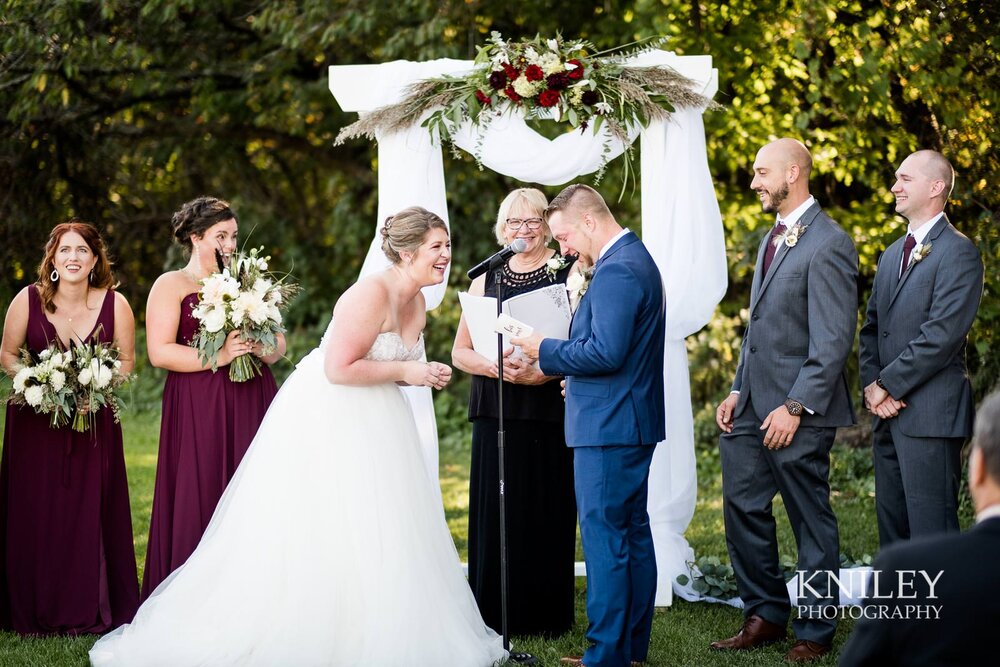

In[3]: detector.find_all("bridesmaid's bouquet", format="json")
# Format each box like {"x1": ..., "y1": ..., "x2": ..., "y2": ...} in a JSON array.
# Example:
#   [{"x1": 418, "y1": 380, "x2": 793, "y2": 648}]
[
  {"x1": 71, "y1": 340, "x2": 132, "y2": 432},
  {"x1": 190, "y1": 246, "x2": 299, "y2": 382},
  {"x1": 8, "y1": 346, "x2": 75, "y2": 428}
]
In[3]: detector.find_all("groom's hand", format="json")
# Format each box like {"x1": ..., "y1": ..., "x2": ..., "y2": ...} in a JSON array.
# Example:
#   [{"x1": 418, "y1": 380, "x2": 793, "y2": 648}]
[{"x1": 510, "y1": 332, "x2": 544, "y2": 362}]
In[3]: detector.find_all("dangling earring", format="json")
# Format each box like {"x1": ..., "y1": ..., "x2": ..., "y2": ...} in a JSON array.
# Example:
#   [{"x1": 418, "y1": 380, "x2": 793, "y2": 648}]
[
  {"x1": 89, "y1": 270, "x2": 94, "y2": 283},
  {"x1": 193, "y1": 244, "x2": 203, "y2": 274},
  {"x1": 50, "y1": 268, "x2": 59, "y2": 282}
]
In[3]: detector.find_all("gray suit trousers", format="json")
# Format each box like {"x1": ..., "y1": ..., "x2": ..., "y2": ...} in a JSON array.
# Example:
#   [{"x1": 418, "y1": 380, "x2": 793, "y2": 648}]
[
  {"x1": 872, "y1": 420, "x2": 963, "y2": 545},
  {"x1": 720, "y1": 400, "x2": 839, "y2": 645}
]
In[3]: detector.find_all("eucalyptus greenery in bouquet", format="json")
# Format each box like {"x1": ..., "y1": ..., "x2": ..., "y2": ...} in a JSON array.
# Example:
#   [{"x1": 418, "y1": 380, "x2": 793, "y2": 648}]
[
  {"x1": 71, "y1": 338, "x2": 132, "y2": 432},
  {"x1": 189, "y1": 246, "x2": 299, "y2": 382}
]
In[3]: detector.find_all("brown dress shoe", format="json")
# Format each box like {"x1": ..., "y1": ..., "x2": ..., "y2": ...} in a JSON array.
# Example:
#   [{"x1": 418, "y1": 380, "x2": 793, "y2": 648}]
[
  {"x1": 784, "y1": 639, "x2": 830, "y2": 663},
  {"x1": 710, "y1": 614, "x2": 787, "y2": 650}
]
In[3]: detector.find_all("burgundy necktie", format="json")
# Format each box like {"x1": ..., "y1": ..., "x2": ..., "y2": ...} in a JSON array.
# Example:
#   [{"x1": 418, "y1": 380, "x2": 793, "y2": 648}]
[
  {"x1": 762, "y1": 222, "x2": 787, "y2": 275},
  {"x1": 900, "y1": 233, "x2": 916, "y2": 277}
]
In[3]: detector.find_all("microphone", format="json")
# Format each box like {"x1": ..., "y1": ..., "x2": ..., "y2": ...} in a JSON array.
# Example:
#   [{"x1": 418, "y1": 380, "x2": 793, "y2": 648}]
[{"x1": 466, "y1": 238, "x2": 528, "y2": 280}]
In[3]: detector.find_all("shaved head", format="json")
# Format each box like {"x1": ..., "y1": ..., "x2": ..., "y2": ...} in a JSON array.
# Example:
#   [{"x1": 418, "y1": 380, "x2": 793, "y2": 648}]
[
  {"x1": 762, "y1": 138, "x2": 813, "y2": 180},
  {"x1": 910, "y1": 150, "x2": 955, "y2": 199}
]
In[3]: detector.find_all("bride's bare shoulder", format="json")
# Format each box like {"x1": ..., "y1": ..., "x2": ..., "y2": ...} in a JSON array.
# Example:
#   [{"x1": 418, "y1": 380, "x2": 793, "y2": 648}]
[{"x1": 333, "y1": 274, "x2": 390, "y2": 316}]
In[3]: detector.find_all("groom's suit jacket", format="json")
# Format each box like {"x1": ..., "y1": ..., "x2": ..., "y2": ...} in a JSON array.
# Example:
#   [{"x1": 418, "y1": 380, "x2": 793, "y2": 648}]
[
  {"x1": 731, "y1": 202, "x2": 857, "y2": 426},
  {"x1": 539, "y1": 231, "x2": 666, "y2": 447},
  {"x1": 859, "y1": 214, "x2": 983, "y2": 438}
]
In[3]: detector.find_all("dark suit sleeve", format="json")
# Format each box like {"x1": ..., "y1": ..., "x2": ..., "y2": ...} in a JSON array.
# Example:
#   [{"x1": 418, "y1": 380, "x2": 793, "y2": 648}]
[
  {"x1": 837, "y1": 551, "x2": 899, "y2": 667},
  {"x1": 858, "y1": 256, "x2": 884, "y2": 390},
  {"x1": 879, "y1": 242, "x2": 984, "y2": 399},
  {"x1": 539, "y1": 261, "x2": 642, "y2": 377},
  {"x1": 788, "y1": 231, "x2": 859, "y2": 414}
]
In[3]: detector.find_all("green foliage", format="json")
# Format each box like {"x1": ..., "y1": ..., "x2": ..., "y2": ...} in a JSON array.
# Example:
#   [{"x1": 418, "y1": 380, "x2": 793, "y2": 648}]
[{"x1": 676, "y1": 555, "x2": 739, "y2": 599}]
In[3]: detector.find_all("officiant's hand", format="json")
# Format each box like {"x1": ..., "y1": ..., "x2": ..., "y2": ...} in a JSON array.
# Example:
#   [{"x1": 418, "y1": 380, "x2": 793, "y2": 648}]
[{"x1": 510, "y1": 332, "x2": 544, "y2": 362}]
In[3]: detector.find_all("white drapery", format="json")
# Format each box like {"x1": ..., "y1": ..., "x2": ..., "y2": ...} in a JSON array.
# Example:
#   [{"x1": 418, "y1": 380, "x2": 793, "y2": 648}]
[{"x1": 330, "y1": 51, "x2": 726, "y2": 606}]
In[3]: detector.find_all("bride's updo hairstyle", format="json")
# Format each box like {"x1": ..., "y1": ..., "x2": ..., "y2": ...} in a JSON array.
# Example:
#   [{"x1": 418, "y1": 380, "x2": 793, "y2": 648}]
[
  {"x1": 171, "y1": 196, "x2": 238, "y2": 252},
  {"x1": 380, "y1": 207, "x2": 448, "y2": 264}
]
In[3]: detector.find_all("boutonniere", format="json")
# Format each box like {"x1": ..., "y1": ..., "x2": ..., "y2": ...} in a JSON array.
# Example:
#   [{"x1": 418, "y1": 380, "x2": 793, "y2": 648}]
[
  {"x1": 911, "y1": 242, "x2": 932, "y2": 264},
  {"x1": 565, "y1": 265, "x2": 594, "y2": 312},
  {"x1": 545, "y1": 253, "x2": 572, "y2": 281},
  {"x1": 773, "y1": 222, "x2": 809, "y2": 249}
]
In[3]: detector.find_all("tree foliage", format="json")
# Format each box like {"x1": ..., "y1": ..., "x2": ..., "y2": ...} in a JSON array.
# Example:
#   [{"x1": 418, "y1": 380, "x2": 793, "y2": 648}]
[{"x1": 1, "y1": 0, "x2": 997, "y2": 404}]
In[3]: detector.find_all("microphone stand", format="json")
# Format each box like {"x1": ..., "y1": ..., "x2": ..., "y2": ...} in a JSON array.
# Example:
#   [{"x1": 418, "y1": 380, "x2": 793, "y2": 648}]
[{"x1": 493, "y1": 264, "x2": 537, "y2": 666}]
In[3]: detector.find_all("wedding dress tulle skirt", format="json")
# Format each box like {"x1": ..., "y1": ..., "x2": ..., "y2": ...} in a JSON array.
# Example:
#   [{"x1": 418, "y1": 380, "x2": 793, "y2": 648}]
[{"x1": 90, "y1": 344, "x2": 507, "y2": 666}]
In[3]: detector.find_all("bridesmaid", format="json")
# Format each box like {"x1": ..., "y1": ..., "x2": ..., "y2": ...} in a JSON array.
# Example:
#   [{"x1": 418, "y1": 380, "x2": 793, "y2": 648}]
[
  {"x1": 142, "y1": 196, "x2": 283, "y2": 599},
  {"x1": 0, "y1": 220, "x2": 139, "y2": 635}
]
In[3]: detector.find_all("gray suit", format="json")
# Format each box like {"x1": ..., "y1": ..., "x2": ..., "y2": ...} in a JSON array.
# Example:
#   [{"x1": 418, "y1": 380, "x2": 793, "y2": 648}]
[
  {"x1": 722, "y1": 202, "x2": 858, "y2": 645},
  {"x1": 859, "y1": 214, "x2": 983, "y2": 545}
]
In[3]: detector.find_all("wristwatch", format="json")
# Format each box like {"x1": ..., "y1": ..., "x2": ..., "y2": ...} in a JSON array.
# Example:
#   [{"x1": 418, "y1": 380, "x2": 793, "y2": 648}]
[
  {"x1": 876, "y1": 377, "x2": 886, "y2": 390},
  {"x1": 784, "y1": 398, "x2": 804, "y2": 416}
]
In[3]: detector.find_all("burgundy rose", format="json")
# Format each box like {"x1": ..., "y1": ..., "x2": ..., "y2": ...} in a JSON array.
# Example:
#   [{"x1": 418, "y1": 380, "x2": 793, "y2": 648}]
[
  {"x1": 502, "y1": 63, "x2": 519, "y2": 80},
  {"x1": 488, "y1": 70, "x2": 507, "y2": 90},
  {"x1": 546, "y1": 72, "x2": 570, "y2": 90},
  {"x1": 567, "y1": 59, "x2": 585, "y2": 80},
  {"x1": 538, "y1": 89, "x2": 560, "y2": 107},
  {"x1": 504, "y1": 86, "x2": 522, "y2": 103},
  {"x1": 475, "y1": 90, "x2": 492, "y2": 106},
  {"x1": 581, "y1": 90, "x2": 599, "y2": 106},
  {"x1": 525, "y1": 64, "x2": 544, "y2": 82}
]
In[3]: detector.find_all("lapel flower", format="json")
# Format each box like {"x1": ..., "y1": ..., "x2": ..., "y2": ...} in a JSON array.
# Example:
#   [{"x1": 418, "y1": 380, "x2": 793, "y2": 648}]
[
  {"x1": 566, "y1": 265, "x2": 594, "y2": 312},
  {"x1": 911, "y1": 242, "x2": 932, "y2": 264},
  {"x1": 774, "y1": 222, "x2": 809, "y2": 249},
  {"x1": 545, "y1": 253, "x2": 571, "y2": 281}
]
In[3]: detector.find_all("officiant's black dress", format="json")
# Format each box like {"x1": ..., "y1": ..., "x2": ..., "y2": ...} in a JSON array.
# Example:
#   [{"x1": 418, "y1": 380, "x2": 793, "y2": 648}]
[{"x1": 467, "y1": 259, "x2": 577, "y2": 638}]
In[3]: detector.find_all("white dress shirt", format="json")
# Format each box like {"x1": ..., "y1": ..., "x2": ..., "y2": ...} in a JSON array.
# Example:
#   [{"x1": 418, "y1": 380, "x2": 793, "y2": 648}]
[
  {"x1": 598, "y1": 227, "x2": 630, "y2": 262},
  {"x1": 899, "y1": 211, "x2": 943, "y2": 275}
]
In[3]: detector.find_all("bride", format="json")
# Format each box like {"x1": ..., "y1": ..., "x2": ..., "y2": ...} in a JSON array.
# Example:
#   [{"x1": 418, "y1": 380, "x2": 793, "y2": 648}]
[{"x1": 90, "y1": 207, "x2": 508, "y2": 667}]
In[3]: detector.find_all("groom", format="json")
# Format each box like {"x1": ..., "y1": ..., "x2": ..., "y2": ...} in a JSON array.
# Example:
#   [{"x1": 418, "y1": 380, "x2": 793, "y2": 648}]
[{"x1": 513, "y1": 184, "x2": 665, "y2": 667}]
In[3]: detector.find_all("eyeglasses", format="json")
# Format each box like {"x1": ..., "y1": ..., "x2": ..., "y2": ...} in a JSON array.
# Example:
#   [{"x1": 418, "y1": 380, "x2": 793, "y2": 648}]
[{"x1": 505, "y1": 217, "x2": 544, "y2": 231}]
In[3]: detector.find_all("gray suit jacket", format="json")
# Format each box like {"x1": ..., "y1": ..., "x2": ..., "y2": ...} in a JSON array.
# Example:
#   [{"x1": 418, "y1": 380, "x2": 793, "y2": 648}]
[
  {"x1": 859, "y1": 215, "x2": 984, "y2": 438},
  {"x1": 732, "y1": 202, "x2": 858, "y2": 427}
]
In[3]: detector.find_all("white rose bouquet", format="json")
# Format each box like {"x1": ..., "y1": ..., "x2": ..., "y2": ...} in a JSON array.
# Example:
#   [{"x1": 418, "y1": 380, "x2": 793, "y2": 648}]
[
  {"x1": 7, "y1": 345, "x2": 75, "y2": 428},
  {"x1": 189, "y1": 246, "x2": 299, "y2": 382},
  {"x1": 71, "y1": 340, "x2": 132, "y2": 432}
]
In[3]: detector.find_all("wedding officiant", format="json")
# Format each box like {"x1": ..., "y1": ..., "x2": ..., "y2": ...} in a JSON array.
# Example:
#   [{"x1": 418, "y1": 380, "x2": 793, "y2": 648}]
[{"x1": 452, "y1": 188, "x2": 577, "y2": 638}]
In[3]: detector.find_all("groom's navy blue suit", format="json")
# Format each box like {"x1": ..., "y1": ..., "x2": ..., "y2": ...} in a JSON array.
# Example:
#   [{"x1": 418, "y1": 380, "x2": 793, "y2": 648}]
[{"x1": 540, "y1": 231, "x2": 665, "y2": 667}]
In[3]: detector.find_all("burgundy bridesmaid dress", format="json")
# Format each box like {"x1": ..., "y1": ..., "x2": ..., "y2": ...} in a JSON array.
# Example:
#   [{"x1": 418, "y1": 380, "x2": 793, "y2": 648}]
[
  {"x1": 141, "y1": 293, "x2": 277, "y2": 599},
  {"x1": 0, "y1": 285, "x2": 139, "y2": 635}
]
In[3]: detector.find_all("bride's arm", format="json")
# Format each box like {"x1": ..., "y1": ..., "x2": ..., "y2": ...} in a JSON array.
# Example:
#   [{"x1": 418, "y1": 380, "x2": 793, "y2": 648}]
[{"x1": 323, "y1": 280, "x2": 436, "y2": 387}]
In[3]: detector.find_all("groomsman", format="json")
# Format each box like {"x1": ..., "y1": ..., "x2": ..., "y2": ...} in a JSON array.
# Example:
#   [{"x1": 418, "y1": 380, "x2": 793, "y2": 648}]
[
  {"x1": 714, "y1": 139, "x2": 858, "y2": 663},
  {"x1": 859, "y1": 150, "x2": 984, "y2": 545}
]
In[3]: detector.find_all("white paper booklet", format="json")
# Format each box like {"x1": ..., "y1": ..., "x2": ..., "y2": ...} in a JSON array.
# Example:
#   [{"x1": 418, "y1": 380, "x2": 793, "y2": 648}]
[{"x1": 458, "y1": 283, "x2": 572, "y2": 359}]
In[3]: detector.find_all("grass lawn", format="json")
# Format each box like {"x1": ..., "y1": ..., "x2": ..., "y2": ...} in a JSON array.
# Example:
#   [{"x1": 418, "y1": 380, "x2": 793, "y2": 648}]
[{"x1": 0, "y1": 408, "x2": 972, "y2": 666}]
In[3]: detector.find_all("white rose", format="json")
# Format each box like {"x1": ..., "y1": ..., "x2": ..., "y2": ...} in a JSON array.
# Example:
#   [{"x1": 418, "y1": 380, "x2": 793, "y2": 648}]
[
  {"x1": 201, "y1": 306, "x2": 228, "y2": 333},
  {"x1": 39, "y1": 349, "x2": 51, "y2": 361},
  {"x1": 94, "y1": 364, "x2": 113, "y2": 390},
  {"x1": 24, "y1": 385, "x2": 44, "y2": 407},
  {"x1": 547, "y1": 257, "x2": 563, "y2": 271},
  {"x1": 234, "y1": 291, "x2": 270, "y2": 326},
  {"x1": 538, "y1": 53, "x2": 563, "y2": 75},
  {"x1": 12, "y1": 367, "x2": 32, "y2": 393},
  {"x1": 79, "y1": 367, "x2": 94, "y2": 387},
  {"x1": 49, "y1": 369, "x2": 65, "y2": 392}
]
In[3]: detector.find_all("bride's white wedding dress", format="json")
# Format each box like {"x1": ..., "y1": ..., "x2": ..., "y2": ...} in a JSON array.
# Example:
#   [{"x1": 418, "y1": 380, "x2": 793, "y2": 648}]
[{"x1": 90, "y1": 330, "x2": 507, "y2": 667}]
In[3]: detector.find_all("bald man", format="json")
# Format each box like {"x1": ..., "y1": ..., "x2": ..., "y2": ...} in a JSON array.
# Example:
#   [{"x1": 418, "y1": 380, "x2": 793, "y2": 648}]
[
  {"x1": 713, "y1": 139, "x2": 858, "y2": 663},
  {"x1": 859, "y1": 150, "x2": 984, "y2": 546}
]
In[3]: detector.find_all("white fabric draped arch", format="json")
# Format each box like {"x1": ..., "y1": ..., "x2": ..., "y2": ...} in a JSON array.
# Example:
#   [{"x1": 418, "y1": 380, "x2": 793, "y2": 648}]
[{"x1": 329, "y1": 51, "x2": 726, "y2": 606}]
